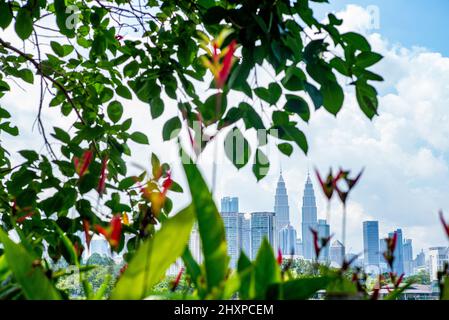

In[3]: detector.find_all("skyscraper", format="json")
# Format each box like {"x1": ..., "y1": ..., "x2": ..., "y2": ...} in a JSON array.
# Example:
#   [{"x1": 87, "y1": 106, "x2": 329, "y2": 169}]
[
  {"x1": 250, "y1": 212, "x2": 275, "y2": 260},
  {"x1": 428, "y1": 247, "x2": 449, "y2": 281},
  {"x1": 221, "y1": 196, "x2": 239, "y2": 213},
  {"x1": 274, "y1": 171, "x2": 290, "y2": 250},
  {"x1": 238, "y1": 212, "x2": 251, "y2": 258},
  {"x1": 403, "y1": 239, "x2": 413, "y2": 275},
  {"x1": 388, "y1": 229, "x2": 404, "y2": 275},
  {"x1": 363, "y1": 221, "x2": 380, "y2": 267},
  {"x1": 317, "y1": 219, "x2": 330, "y2": 262},
  {"x1": 330, "y1": 240, "x2": 345, "y2": 267},
  {"x1": 279, "y1": 224, "x2": 297, "y2": 255},
  {"x1": 221, "y1": 211, "x2": 239, "y2": 268},
  {"x1": 301, "y1": 173, "x2": 318, "y2": 260}
]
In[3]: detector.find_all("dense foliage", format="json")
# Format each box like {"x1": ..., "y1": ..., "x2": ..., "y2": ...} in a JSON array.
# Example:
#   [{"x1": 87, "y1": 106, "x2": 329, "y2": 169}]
[{"x1": 2, "y1": 0, "x2": 441, "y2": 301}]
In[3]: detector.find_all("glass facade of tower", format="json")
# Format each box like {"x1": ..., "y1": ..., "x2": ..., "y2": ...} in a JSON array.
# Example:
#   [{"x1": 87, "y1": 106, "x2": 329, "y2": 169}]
[
  {"x1": 250, "y1": 212, "x2": 275, "y2": 260},
  {"x1": 388, "y1": 229, "x2": 404, "y2": 275},
  {"x1": 238, "y1": 212, "x2": 251, "y2": 258},
  {"x1": 274, "y1": 172, "x2": 290, "y2": 250},
  {"x1": 221, "y1": 211, "x2": 239, "y2": 268},
  {"x1": 363, "y1": 221, "x2": 380, "y2": 266},
  {"x1": 403, "y1": 239, "x2": 413, "y2": 275},
  {"x1": 301, "y1": 174, "x2": 318, "y2": 260},
  {"x1": 221, "y1": 197, "x2": 239, "y2": 213},
  {"x1": 279, "y1": 225, "x2": 297, "y2": 255},
  {"x1": 317, "y1": 219, "x2": 330, "y2": 262}
]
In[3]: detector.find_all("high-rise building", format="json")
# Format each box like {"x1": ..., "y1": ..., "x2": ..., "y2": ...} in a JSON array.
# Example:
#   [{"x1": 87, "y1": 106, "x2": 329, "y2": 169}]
[
  {"x1": 221, "y1": 196, "x2": 239, "y2": 213},
  {"x1": 295, "y1": 238, "x2": 303, "y2": 257},
  {"x1": 330, "y1": 240, "x2": 345, "y2": 267},
  {"x1": 317, "y1": 219, "x2": 330, "y2": 262},
  {"x1": 274, "y1": 171, "x2": 290, "y2": 250},
  {"x1": 301, "y1": 173, "x2": 318, "y2": 260},
  {"x1": 415, "y1": 249, "x2": 426, "y2": 268},
  {"x1": 221, "y1": 211, "x2": 239, "y2": 268},
  {"x1": 279, "y1": 224, "x2": 297, "y2": 255},
  {"x1": 363, "y1": 221, "x2": 380, "y2": 267},
  {"x1": 238, "y1": 212, "x2": 251, "y2": 258},
  {"x1": 250, "y1": 212, "x2": 275, "y2": 260},
  {"x1": 189, "y1": 225, "x2": 202, "y2": 264},
  {"x1": 428, "y1": 247, "x2": 449, "y2": 281},
  {"x1": 388, "y1": 229, "x2": 404, "y2": 275},
  {"x1": 403, "y1": 239, "x2": 413, "y2": 275}
]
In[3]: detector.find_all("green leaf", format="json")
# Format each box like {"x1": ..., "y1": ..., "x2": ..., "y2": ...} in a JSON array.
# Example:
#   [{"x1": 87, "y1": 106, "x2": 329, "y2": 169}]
[
  {"x1": 107, "y1": 101, "x2": 123, "y2": 123},
  {"x1": 224, "y1": 127, "x2": 251, "y2": 170},
  {"x1": 182, "y1": 153, "x2": 229, "y2": 297},
  {"x1": 18, "y1": 69, "x2": 34, "y2": 84},
  {"x1": 342, "y1": 32, "x2": 371, "y2": 52},
  {"x1": 254, "y1": 83, "x2": 282, "y2": 105},
  {"x1": 277, "y1": 143, "x2": 293, "y2": 157},
  {"x1": 0, "y1": 1, "x2": 13, "y2": 29},
  {"x1": 0, "y1": 228, "x2": 61, "y2": 300},
  {"x1": 239, "y1": 102, "x2": 264, "y2": 130},
  {"x1": 254, "y1": 238, "x2": 281, "y2": 299},
  {"x1": 111, "y1": 205, "x2": 195, "y2": 299},
  {"x1": 356, "y1": 51, "x2": 383, "y2": 68},
  {"x1": 285, "y1": 95, "x2": 310, "y2": 122},
  {"x1": 305, "y1": 82, "x2": 323, "y2": 110},
  {"x1": 274, "y1": 124, "x2": 308, "y2": 155},
  {"x1": 116, "y1": 85, "x2": 132, "y2": 99},
  {"x1": 51, "y1": 127, "x2": 70, "y2": 144},
  {"x1": 50, "y1": 41, "x2": 64, "y2": 57},
  {"x1": 252, "y1": 149, "x2": 269, "y2": 181},
  {"x1": 321, "y1": 81, "x2": 344, "y2": 115},
  {"x1": 282, "y1": 66, "x2": 306, "y2": 91},
  {"x1": 237, "y1": 252, "x2": 254, "y2": 299},
  {"x1": 15, "y1": 8, "x2": 33, "y2": 40},
  {"x1": 356, "y1": 81, "x2": 378, "y2": 119},
  {"x1": 118, "y1": 176, "x2": 137, "y2": 190},
  {"x1": 162, "y1": 116, "x2": 181, "y2": 141},
  {"x1": 149, "y1": 97, "x2": 164, "y2": 119},
  {"x1": 129, "y1": 131, "x2": 149, "y2": 144},
  {"x1": 18, "y1": 150, "x2": 39, "y2": 162},
  {"x1": 267, "y1": 276, "x2": 331, "y2": 299},
  {"x1": 199, "y1": 93, "x2": 227, "y2": 126},
  {"x1": 124, "y1": 61, "x2": 139, "y2": 78}
]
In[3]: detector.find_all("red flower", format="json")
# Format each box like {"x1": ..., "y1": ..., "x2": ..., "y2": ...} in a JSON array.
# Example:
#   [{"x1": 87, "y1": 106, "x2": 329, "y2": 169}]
[
  {"x1": 311, "y1": 228, "x2": 320, "y2": 258},
  {"x1": 335, "y1": 168, "x2": 364, "y2": 205},
  {"x1": 315, "y1": 168, "x2": 340, "y2": 200},
  {"x1": 95, "y1": 215, "x2": 122, "y2": 250},
  {"x1": 16, "y1": 211, "x2": 34, "y2": 223},
  {"x1": 216, "y1": 39, "x2": 237, "y2": 88},
  {"x1": 83, "y1": 219, "x2": 91, "y2": 249},
  {"x1": 115, "y1": 35, "x2": 124, "y2": 41},
  {"x1": 383, "y1": 232, "x2": 398, "y2": 270},
  {"x1": 97, "y1": 156, "x2": 108, "y2": 196},
  {"x1": 171, "y1": 267, "x2": 184, "y2": 292},
  {"x1": 162, "y1": 171, "x2": 173, "y2": 196},
  {"x1": 277, "y1": 248, "x2": 283, "y2": 265},
  {"x1": 440, "y1": 210, "x2": 449, "y2": 238},
  {"x1": 389, "y1": 272, "x2": 404, "y2": 289},
  {"x1": 74, "y1": 150, "x2": 93, "y2": 177}
]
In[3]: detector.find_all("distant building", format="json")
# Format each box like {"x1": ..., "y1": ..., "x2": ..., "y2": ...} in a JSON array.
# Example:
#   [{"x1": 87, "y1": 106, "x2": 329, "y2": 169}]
[
  {"x1": 238, "y1": 212, "x2": 251, "y2": 258},
  {"x1": 250, "y1": 211, "x2": 275, "y2": 260},
  {"x1": 428, "y1": 247, "x2": 449, "y2": 281},
  {"x1": 279, "y1": 224, "x2": 297, "y2": 255},
  {"x1": 295, "y1": 238, "x2": 303, "y2": 257},
  {"x1": 317, "y1": 219, "x2": 330, "y2": 262},
  {"x1": 274, "y1": 171, "x2": 290, "y2": 250},
  {"x1": 221, "y1": 211, "x2": 240, "y2": 268},
  {"x1": 330, "y1": 240, "x2": 345, "y2": 267},
  {"x1": 403, "y1": 239, "x2": 414, "y2": 275},
  {"x1": 221, "y1": 197, "x2": 239, "y2": 213},
  {"x1": 189, "y1": 225, "x2": 202, "y2": 264},
  {"x1": 414, "y1": 249, "x2": 426, "y2": 268},
  {"x1": 301, "y1": 173, "x2": 318, "y2": 260},
  {"x1": 363, "y1": 221, "x2": 380, "y2": 267},
  {"x1": 388, "y1": 229, "x2": 404, "y2": 274}
]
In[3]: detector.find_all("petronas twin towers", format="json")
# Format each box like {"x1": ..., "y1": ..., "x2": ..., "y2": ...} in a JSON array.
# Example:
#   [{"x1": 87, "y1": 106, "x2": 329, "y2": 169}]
[{"x1": 274, "y1": 170, "x2": 318, "y2": 259}]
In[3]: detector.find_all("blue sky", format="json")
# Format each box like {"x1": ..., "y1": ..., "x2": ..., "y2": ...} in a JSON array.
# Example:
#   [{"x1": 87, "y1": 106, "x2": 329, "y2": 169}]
[{"x1": 313, "y1": 0, "x2": 449, "y2": 56}]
